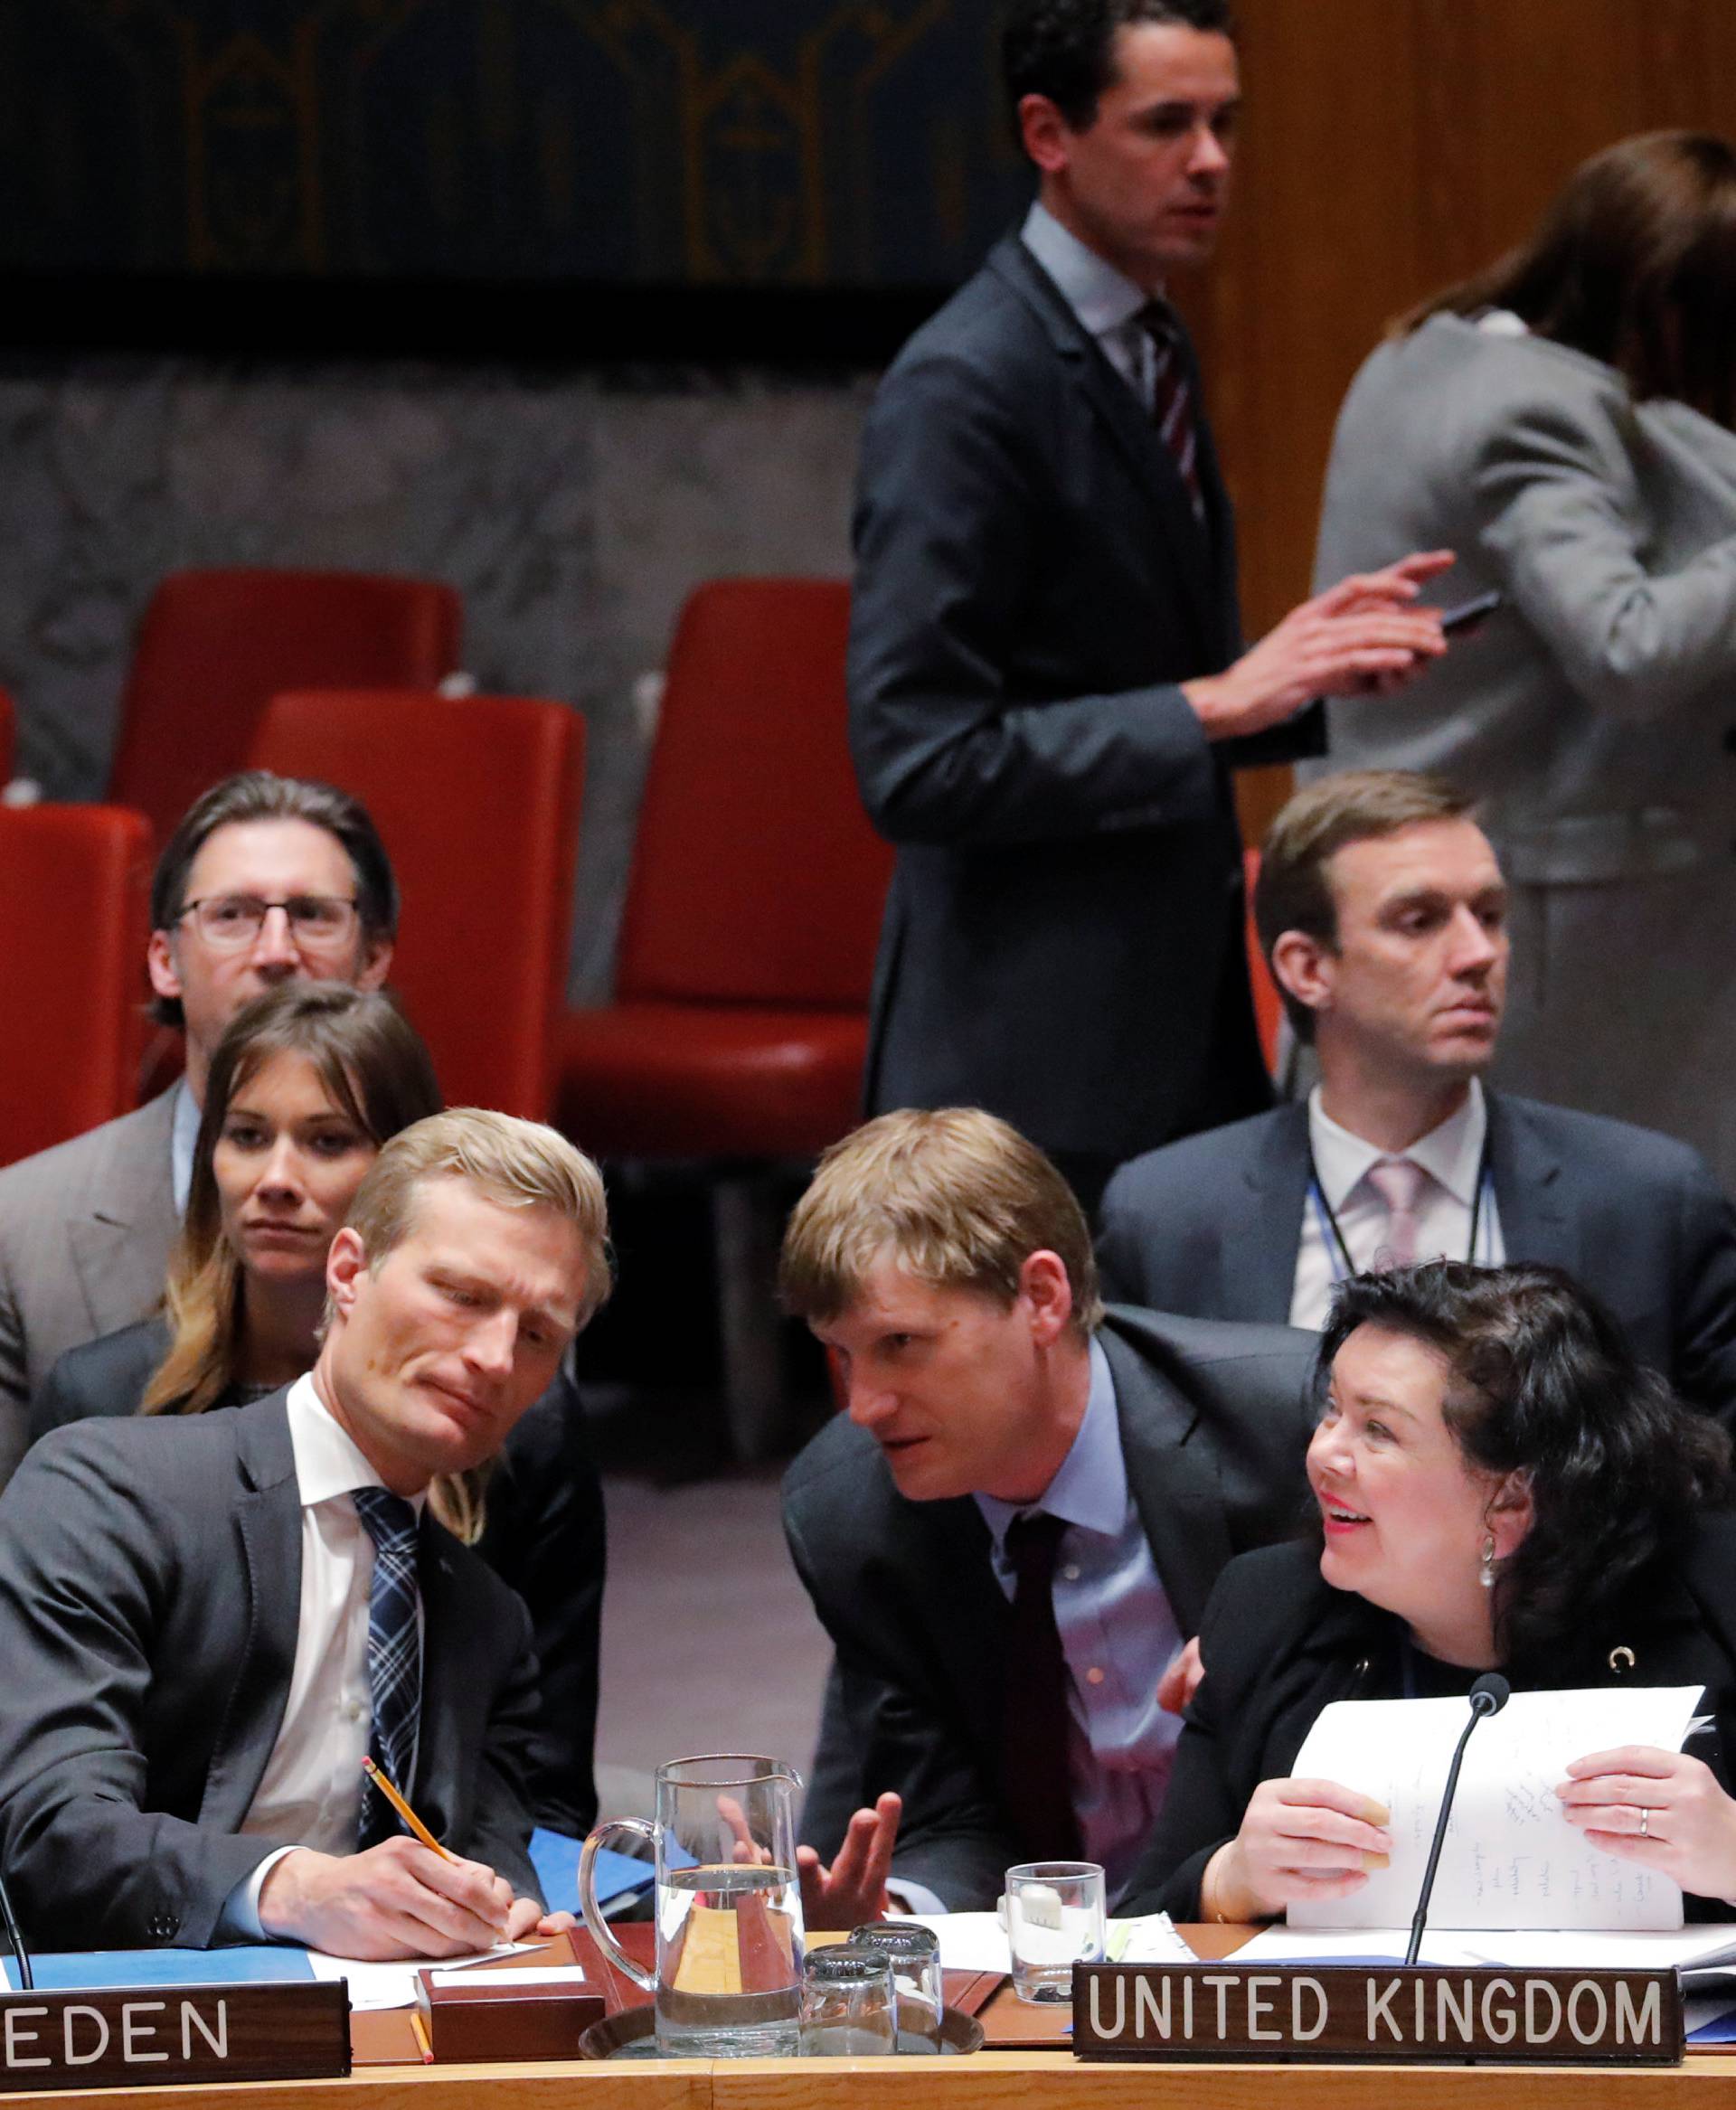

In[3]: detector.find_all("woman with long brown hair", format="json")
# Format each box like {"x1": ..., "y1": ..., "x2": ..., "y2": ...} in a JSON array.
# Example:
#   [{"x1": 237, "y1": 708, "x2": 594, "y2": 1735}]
[
  {"x1": 32, "y1": 982, "x2": 605, "y2": 1836},
  {"x1": 1311, "y1": 131, "x2": 1736, "y2": 1183}
]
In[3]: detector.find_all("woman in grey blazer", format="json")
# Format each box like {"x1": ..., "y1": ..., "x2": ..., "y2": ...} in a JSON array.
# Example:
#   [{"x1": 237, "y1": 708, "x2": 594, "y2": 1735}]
[{"x1": 1311, "y1": 132, "x2": 1736, "y2": 1186}]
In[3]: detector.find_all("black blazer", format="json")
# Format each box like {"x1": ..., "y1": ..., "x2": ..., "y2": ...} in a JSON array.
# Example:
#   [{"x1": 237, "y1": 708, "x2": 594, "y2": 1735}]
[
  {"x1": 0, "y1": 1393, "x2": 542, "y2": 1949},
  {"x1": 783, "y1": 1306, "x2": 1318, "y2": 1907},
  {"x1": 31, "y1": 1320, "x2": 605, "y2": 1836},
  {"x1": 1118, "y1": 1524, "x2": 1736, "y2": 1920},
  {"x1": 1098, "y1": 1092, "x2": 1736, "y2": 1427},
  {"x1": 848, "y1": 233, "x2": 1311, "y2": 1163}
]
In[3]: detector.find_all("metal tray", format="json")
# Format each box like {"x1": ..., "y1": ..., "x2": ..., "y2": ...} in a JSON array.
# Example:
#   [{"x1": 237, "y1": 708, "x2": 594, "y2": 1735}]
[{"x1": 580, "y1": 2006, "x2": 986, "y2": 2059}]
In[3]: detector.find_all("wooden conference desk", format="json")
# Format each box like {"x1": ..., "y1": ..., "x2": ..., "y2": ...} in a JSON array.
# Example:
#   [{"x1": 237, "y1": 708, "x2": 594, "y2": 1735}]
[{"x1": 5, "y1": 1930, "x2": 1733, "y2": 2110}]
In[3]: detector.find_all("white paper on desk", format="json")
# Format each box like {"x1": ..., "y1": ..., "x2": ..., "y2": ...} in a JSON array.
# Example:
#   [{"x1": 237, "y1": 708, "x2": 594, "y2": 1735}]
[
  {"x1": 1458, "y1": 1925, "x2": 1736, "y2": 1973},
  {"x1": 305, "y1": 1940, "x2": 531, "y2": 2011},
  {"x1": 905, "y1": 1910, "x2": 1194, "y2": 1973},
  {"x1": 1233, "y1": 1925, "x2": 1481, "y2": 1967},
  {"x1": 1289, "y1": 1684, "x2": 1703, "y2": 1931}
]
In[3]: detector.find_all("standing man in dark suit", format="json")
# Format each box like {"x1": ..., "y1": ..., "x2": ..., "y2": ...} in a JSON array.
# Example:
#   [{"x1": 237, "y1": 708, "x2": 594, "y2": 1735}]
[
  {"x1": 779, "y1": 1107, "x2": 1316, "y2": 1911},
  {"x1": 1098, "y1": 771, "x2": 1736, "y2": 1423},
  {"x1": 849, "y1": 0, "x2": 1450, "y2": 1210},
  {"x1": 0, "y1": 1108, "x2": 610, "y2": 1955}
]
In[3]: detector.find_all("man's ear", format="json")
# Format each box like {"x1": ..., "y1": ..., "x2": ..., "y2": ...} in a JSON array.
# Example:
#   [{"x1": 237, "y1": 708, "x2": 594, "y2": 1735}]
[
  {"x1": 1269, "y1": 928, "x2": 1335, "y2": 1022},
  {"x1": 1018, "y1": 92, "x2": 1077, "y2": 176},
  {"x1": 326, "y1": 1226, "x2": 369, "y2": 1319},
  {"x1": 354, "y1": 937, "x2": 394, "y2": 994},
  {"x1": 146, "y1": 928, "x2": 183, "y2": 1004},
  {"x1": 1486, "y1": 1470, "x2": 1533, "y2": 1562},
  {"x1": 1018, "y1": 1249, "x2": 1076, "y2": 1349}
]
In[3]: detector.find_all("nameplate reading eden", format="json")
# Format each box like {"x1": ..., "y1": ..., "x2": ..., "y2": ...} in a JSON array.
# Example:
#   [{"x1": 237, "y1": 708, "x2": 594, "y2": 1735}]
[
  {"x1": 1072, "y1": 1964, "x2": 1683, "y2": 2066},
  {"x1": 0, "y1": 1983, "x2": 350, "y2": 2092}
]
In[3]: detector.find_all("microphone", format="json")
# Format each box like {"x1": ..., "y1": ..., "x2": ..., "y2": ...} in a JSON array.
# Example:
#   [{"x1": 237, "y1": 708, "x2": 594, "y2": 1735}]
[
  {"x1": 1403, "y1": 1671, "x2": 1509, "y2": 1967},
  {"x1": 0, "y1": 1866, "x2": 32, "y2": 1992}
]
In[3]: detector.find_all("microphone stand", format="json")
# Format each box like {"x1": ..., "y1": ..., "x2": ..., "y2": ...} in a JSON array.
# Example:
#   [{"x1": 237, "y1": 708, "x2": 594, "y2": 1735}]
[
  {"x1": 0, "y1": 1869, "x2": 32, "y2": 1991},
  {"x1": 1404, "y1": 1672, "x2": 1509, "y2": 1968}
]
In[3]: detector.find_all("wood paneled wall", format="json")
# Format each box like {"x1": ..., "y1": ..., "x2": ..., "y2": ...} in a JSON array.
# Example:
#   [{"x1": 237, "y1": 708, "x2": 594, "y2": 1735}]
[{"x1": 1171, "y1": 0, "x2": 1736, "y2": 836}]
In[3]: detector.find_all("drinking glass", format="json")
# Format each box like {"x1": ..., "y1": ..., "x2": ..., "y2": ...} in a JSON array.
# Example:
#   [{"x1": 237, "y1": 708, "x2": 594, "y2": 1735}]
[
  {"x1": 800, "y1": 1945, "x2": 896, "y2": 2056},
  {"x1": 580, "y1": 1754, "x2": 805, "y2": 2056},
  {"x1": 851, "y1": 1920, "x2": 945, "y2": 2049},
  {"x1": 1004, "y1": 1860, "x2": 1107, "y2": 2003}
]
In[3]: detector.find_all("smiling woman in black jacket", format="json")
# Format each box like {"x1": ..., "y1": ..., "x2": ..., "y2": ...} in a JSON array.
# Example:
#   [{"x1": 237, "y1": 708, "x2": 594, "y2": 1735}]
[{"x1": 1120, "y1": 1260, "x2": 1736, "y2": 1922}]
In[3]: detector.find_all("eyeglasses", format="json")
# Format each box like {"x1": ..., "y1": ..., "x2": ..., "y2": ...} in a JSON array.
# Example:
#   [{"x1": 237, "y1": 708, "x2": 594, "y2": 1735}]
[{"x1": 176, "y1": 894, "x2": 360, "y2": 954}]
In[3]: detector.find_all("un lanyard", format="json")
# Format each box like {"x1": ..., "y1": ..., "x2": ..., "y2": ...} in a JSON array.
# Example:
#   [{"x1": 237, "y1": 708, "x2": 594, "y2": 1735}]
[{"x1": 1306, "y1": 1143, "x2": 1495, "y2": 1285}]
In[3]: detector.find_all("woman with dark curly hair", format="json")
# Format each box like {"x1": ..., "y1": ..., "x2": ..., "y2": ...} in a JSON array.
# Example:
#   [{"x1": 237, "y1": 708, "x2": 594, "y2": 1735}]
[{"x1": 1119, "y1": 1259, "x2": 1736, "y2": 1920}]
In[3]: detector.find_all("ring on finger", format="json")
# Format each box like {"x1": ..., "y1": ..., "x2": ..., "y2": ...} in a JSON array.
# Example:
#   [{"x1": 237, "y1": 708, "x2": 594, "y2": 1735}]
[{"x1": 1639, "y1": 1806, "x2": 1651, "y2": 1839}]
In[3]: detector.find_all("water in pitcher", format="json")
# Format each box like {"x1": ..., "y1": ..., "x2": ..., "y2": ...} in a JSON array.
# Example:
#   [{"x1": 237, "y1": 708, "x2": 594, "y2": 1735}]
[{"x1": 655, "y1": 1862, "x2": 804, "y2": 2055}]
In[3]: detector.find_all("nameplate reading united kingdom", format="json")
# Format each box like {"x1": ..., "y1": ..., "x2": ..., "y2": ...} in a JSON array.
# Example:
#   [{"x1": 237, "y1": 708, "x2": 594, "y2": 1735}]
[
  {"x1": 1072, "y1": 1963, "x2": 1683, "y2": 2066},
  {"x1": 0, "y1": 1983, "x2": 350, "y2": 2092}
]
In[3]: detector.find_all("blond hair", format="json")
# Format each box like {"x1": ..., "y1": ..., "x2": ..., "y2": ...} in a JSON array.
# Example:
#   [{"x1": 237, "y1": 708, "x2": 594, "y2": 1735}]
[
  {"x1": 778, "y1": 1107, "x2": 1101, "y2": 1336},
  {"x1": 345, "y1": 1107, "x2": 613, "y2": 1328}
]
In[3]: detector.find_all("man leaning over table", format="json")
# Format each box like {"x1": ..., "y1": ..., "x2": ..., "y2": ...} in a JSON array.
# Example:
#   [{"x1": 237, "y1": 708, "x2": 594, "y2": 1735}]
[
  {"x1": 780, "y1": 1107, "x2": 1316, "y2": 1914},
  {"x1": 0, "y1": 1108, "x2": 605, "y2": 1958}
]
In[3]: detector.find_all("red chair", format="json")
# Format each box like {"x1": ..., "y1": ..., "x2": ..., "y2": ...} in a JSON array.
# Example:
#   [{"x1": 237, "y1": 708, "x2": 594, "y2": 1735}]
[
  {"x1": 559, "y1": 578, "x2": 893, "y2": 1454},
  {"x1": 0, "y1": 805, "x2": 153, "y2": 1167},
  {"x1": 111, "y1": 570, "x2": 461, "y2": 849},
  {"x1": 0, "y1": 687, "x2": 14, "y2": 786},
  {"x1": 1244, "y1": 846, "x2": 1282, "y2": 1076},
  {"x1": 250, "y1": 689, "x2": 583, "y2": 1118}
]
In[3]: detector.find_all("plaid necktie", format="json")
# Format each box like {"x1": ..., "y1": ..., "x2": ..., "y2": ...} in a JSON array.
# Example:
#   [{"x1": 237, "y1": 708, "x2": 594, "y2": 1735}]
[
  {"x1": 1135, "y1": 300, "x2": 1206, "y2": 523},
  {"x1": 353, "y1": 1487, "x2": 422, "y2": 1849}
]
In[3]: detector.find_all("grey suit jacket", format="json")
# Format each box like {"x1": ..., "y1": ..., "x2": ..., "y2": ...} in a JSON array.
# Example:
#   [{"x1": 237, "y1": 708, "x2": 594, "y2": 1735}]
[
  {"x1": 1309, "y1": 316, "x2": 1736, "y2": 1182},
  {"x1": 783, "y1": 1307, "x2": 1316, "y2": 1907},
  {"x1": 0, "y1": 1391, "x2": 542, "y2": 1950},
  {"x1": 849, "y1": 233, "x2": 1295, "y2": 1163},
  {"x1": 1097, "y1": 1092, "x2": 1736, "y2": 1426},
  {"x1": 0, "y1": 1088, "x2": 180, "y2": 1484}
]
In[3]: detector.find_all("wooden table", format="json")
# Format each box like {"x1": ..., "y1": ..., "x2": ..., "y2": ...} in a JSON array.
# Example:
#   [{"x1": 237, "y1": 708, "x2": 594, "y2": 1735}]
[{"x1": 7, "y1": 1930, "x2": 1732, "y2": 2108}]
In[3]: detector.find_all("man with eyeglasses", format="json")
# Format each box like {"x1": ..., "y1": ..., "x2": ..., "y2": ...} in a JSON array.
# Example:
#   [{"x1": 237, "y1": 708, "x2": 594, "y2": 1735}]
[{"x1": 0, "y1": 772, "x2": 396, "y2": 1479}]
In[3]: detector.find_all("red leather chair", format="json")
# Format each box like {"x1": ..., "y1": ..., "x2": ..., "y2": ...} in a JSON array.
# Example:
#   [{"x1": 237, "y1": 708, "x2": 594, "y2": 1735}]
[
  {"x1": 250, "y1": 690, "x2": 584, "y2": 1118},
  {"x1": 111, "y1": 570, "x2": 461, "y2": 849},
  {"x1": 559, "y1": 578, "x2": 893, "y2": 1454},
  {"x1": 1244, "y1": 846, "x2": 1282, "y2": 1076},
  {"x1": 0, "y1": 805, "x2": 153, "y2": 1167},
  {"x1": 0, "y1": 687, "x2": 14, "y2": 786}
]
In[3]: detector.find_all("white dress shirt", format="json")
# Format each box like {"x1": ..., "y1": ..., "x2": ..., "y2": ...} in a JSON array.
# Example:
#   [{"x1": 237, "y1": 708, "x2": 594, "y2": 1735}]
[
  {"x1": 169, "y1": 1078, "x2": 199, "y2": 1217},
  {"x1": 222, "y1": 1372, "x2": 425, "y2": 1936},
  {"x1": 1288, "y1": 1079, "x2": 1505, "y2": 1328},
  {"x1": 1022, "y1": 202, "x2": 1167, "y2": 409}
]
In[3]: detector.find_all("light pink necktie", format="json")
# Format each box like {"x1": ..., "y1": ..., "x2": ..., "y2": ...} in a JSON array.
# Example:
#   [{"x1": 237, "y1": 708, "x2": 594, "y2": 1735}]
[{"x1": 1365, "y1": 1157, "x2": 1428, "y2": 1270}]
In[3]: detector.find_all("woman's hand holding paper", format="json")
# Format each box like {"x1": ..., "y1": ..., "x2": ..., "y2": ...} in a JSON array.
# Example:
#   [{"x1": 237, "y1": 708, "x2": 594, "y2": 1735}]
[
  {"x1": 1557, "y1": 1744, "x2": 1736, "y2": 1900},
  {"x1": 1203, "y1": 1777, "x2": 1392, "y2": 1923}
]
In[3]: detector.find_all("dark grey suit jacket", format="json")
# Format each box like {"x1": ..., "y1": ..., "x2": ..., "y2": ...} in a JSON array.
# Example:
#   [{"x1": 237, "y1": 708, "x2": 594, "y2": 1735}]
[
  {"x1": 783, "y1": 1307, "x2": 1317, "y2": 1908},
  {"x1": 30, "y1": 1323, "x2": 607, "y2": 1837},
  {"x1": 1097, "y1": 1092, "x2": 1736, "y2": 1425},
  {"x1": 849, "y1": 233, "x2": 1303, "y2": 1163},
  {"x1": 0, "y1": 1391, "x2": 542, "y2": 1950}
]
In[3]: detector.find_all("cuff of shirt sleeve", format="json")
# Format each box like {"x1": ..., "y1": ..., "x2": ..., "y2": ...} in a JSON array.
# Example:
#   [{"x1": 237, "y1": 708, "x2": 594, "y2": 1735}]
[
  {"x1": 885, "y1": 1878, "x2": 948, "y2": 1917},
  {"x1": 219, "y1": 1846, "x2": 302, "y2": 1943}
]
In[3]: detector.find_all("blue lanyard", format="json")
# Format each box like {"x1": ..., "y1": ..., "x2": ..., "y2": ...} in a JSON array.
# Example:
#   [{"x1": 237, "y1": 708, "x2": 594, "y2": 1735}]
[{"x1": 1307, "y1": 1146, "x2": 1495, "y2": 1285}]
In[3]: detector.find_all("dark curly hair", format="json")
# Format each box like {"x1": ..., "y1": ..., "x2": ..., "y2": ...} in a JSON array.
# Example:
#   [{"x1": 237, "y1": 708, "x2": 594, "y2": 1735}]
[
  {"x1": 1317, "y1": 1261, "x2": 1731, "y2": 1673},
  {"x1": 1002, "y1": 0, "x2": 1235, "y2": 147}
]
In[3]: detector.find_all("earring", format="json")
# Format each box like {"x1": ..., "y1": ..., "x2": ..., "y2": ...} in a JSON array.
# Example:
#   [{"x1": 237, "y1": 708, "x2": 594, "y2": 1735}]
[{"x1": 1479, "y1": 1532, "x2": 1496, "y2": 1589}]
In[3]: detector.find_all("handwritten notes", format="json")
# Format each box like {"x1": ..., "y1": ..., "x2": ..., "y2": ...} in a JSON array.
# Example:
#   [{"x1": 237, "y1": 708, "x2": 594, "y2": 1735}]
[{"x1": 1289, "y1": 1685, "x2": 1703, "y2": 1932}]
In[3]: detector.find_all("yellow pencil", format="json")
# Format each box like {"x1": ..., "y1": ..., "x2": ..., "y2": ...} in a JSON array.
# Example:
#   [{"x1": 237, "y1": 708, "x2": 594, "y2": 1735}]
[
  {"x1": 361, "y1": 1755, "x2": 452, "y2": 1860},
  {"x1": 410, "y1": 2011, "x2": 435, "y2": 2065}
]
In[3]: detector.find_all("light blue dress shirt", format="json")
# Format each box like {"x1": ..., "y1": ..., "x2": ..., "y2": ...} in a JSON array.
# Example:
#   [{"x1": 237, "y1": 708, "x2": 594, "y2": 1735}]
[
  {"x1": 976, "y1": 1337, "x2": 1185, "y2": 1893},
  {"x1": 1021, "y1": 201, "x2": 1159, "y2": 407},
  {"x1": 170, "y1": 1078, "x2": 199, "y2": 1217}
]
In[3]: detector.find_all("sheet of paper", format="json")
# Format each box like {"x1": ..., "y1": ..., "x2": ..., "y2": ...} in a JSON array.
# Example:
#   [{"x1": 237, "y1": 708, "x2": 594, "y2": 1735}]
[
  {"x1": 903, "y1": 1910, "x2": 1193, "y2": 1973},
  {"x1": 1232, "y1": 1925, "x2": 1480, "y2": 1966},
  {"x1": 425, "y1": 1964, "x2": 590, "y2": 1990},
  {"x1": 1290, "y1": 1685, "x2": 1703, "y2": 1932},
  {"x1": 1458, "y1": 1925, "x2": 1736, "y2": 1972},
  {"x1": 305, "y1": 1940, "x2": 531, "y2": 2011}
]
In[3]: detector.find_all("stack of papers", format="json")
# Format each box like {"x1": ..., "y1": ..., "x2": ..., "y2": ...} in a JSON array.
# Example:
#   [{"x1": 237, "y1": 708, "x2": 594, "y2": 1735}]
[{"x1": 901, "y1": 1909, "x2": 1193, "y2": 1973}]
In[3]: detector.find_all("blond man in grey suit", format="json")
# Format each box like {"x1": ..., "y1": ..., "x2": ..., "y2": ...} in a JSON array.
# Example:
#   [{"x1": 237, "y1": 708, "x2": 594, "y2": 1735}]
[{"x1": 0, "y1": 771, "x2": 395, "y2": 1480}]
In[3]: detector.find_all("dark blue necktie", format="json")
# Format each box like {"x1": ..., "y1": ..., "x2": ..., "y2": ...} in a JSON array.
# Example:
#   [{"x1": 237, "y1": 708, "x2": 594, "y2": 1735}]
[{"x1": 353, "y1": 1487, "x2": 422, "y2": 1850}]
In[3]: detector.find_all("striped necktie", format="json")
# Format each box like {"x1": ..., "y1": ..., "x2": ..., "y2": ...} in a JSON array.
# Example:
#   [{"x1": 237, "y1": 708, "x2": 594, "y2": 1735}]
[
  {"x1": 353, "y1": 1487, "x2": 423, "y2": 1849},
  {"x1": 1135, "y1": 301, "x2": 1206, "y2": 523}
]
